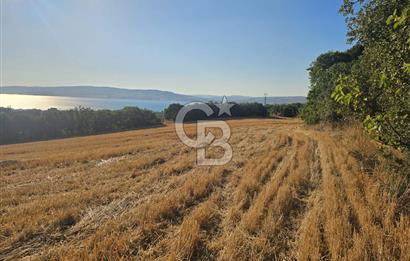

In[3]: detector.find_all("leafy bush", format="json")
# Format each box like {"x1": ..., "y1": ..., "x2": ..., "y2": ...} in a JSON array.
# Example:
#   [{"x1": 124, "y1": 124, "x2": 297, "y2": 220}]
[
  {"x1": 303, "y1": 0, "x2": 409, "y2": 150},
  {"x1": 301, "y1": 46, "x2": 363, "y2": 124},
  {"x1": 334, "y1": 0, "x2": 410, "y2": 149}
]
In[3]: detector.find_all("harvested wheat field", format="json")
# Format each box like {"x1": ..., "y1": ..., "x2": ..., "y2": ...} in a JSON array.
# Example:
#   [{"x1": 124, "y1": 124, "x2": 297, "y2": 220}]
[{"x1": 0, "y1": 119, "x2": 409, "y2": 260}]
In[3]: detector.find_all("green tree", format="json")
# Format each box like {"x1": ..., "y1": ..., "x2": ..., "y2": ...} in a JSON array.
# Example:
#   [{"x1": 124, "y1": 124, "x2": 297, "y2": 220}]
[
  {"x1": 333, "y1": 0, "x2": 410, "y2": 149},
  {"x1": 164, "y1": 103, "x2": 184, "y2": 121},
  {"x1": 301, "y1": 46, "x2": 363, "y2": 124}
]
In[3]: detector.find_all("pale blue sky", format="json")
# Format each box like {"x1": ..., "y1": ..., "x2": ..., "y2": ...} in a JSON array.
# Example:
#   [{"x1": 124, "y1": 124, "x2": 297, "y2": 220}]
[{"x1": 1, "y1": 0, "x2": 349, "y2": 96}]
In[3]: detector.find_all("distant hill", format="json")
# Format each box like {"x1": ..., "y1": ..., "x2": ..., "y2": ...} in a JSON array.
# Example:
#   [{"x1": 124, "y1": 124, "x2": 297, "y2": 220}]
[
  {"x1": 1, "y1": 86, "x2": 306, "y2": 104},
  {"x1": 0, "y1": 86, "x2": 200, "y2": 102},
  {"x1": 195, "y1": 95, "x2": 306, "y2": 104}
]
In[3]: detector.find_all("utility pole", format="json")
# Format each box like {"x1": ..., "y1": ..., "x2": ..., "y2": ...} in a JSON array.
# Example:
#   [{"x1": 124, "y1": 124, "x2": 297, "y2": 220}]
[{"x1": 264, "y1": 93, "x2": 268, "y2": 106}]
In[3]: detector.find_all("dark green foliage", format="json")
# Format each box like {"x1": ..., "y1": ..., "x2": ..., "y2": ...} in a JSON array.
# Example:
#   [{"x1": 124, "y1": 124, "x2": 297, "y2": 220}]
[
  {"x1": 301, "y1": 46, "x2": 363, "y2": 124},
  {"x1": 334, "y1": 0, "x2": 410, "y2": 149},
  {"x1": 164, "y1": 103, "x2": 184, "y2": 121},
  {"x1": 230, "y1": 103, "x2": 268, "y2": 118},
  {"x1": 303, "y1": 0, "x2": 409, "y2": 150},
  {"x1": 163, "y1": 102, "x2": 268, "y2": 121},
  {"x1": 266, "y1": 103, "x2": 303, "y2": 117},
  {"x1": 0, "y1": 107, "x2": 161, "y2": 144}
]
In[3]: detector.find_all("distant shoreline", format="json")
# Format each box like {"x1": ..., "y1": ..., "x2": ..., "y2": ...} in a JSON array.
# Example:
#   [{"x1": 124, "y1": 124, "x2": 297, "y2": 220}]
[
  {"x1": 0, "y1": 86, "x2": 306, "y2": 104},
  {"x1": 0, "y1": 93, "x2": 181, "y2": 111}
]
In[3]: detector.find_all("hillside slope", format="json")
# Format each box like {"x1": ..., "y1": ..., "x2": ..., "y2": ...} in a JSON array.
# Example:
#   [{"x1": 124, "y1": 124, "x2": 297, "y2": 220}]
[{"x1": 0, "y1": 119, "x2": 408, "y2": 260}]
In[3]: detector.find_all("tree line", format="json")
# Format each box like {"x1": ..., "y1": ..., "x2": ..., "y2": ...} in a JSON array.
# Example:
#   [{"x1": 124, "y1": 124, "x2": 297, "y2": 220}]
[
  {"x1": 164, "y1": 102, "x2": 269, "y2": 121},
  {"x1": 302, "y1": 0, "x2": 409, "y2": 150},
  {"x1": 0, "y1": 107, "x2": 161, "y2": 145},
  {"x1": 1, "y1": 101, "x2": 304, "y2": 145},
  {"x1": 266, "y1": 103, "x2": 303, "y2": 118}
]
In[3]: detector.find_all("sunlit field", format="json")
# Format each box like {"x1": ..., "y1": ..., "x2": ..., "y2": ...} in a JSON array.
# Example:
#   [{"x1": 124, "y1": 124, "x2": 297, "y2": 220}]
[{"x1": 0, "y1": 119, "x2": 408, "y2": 260}]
